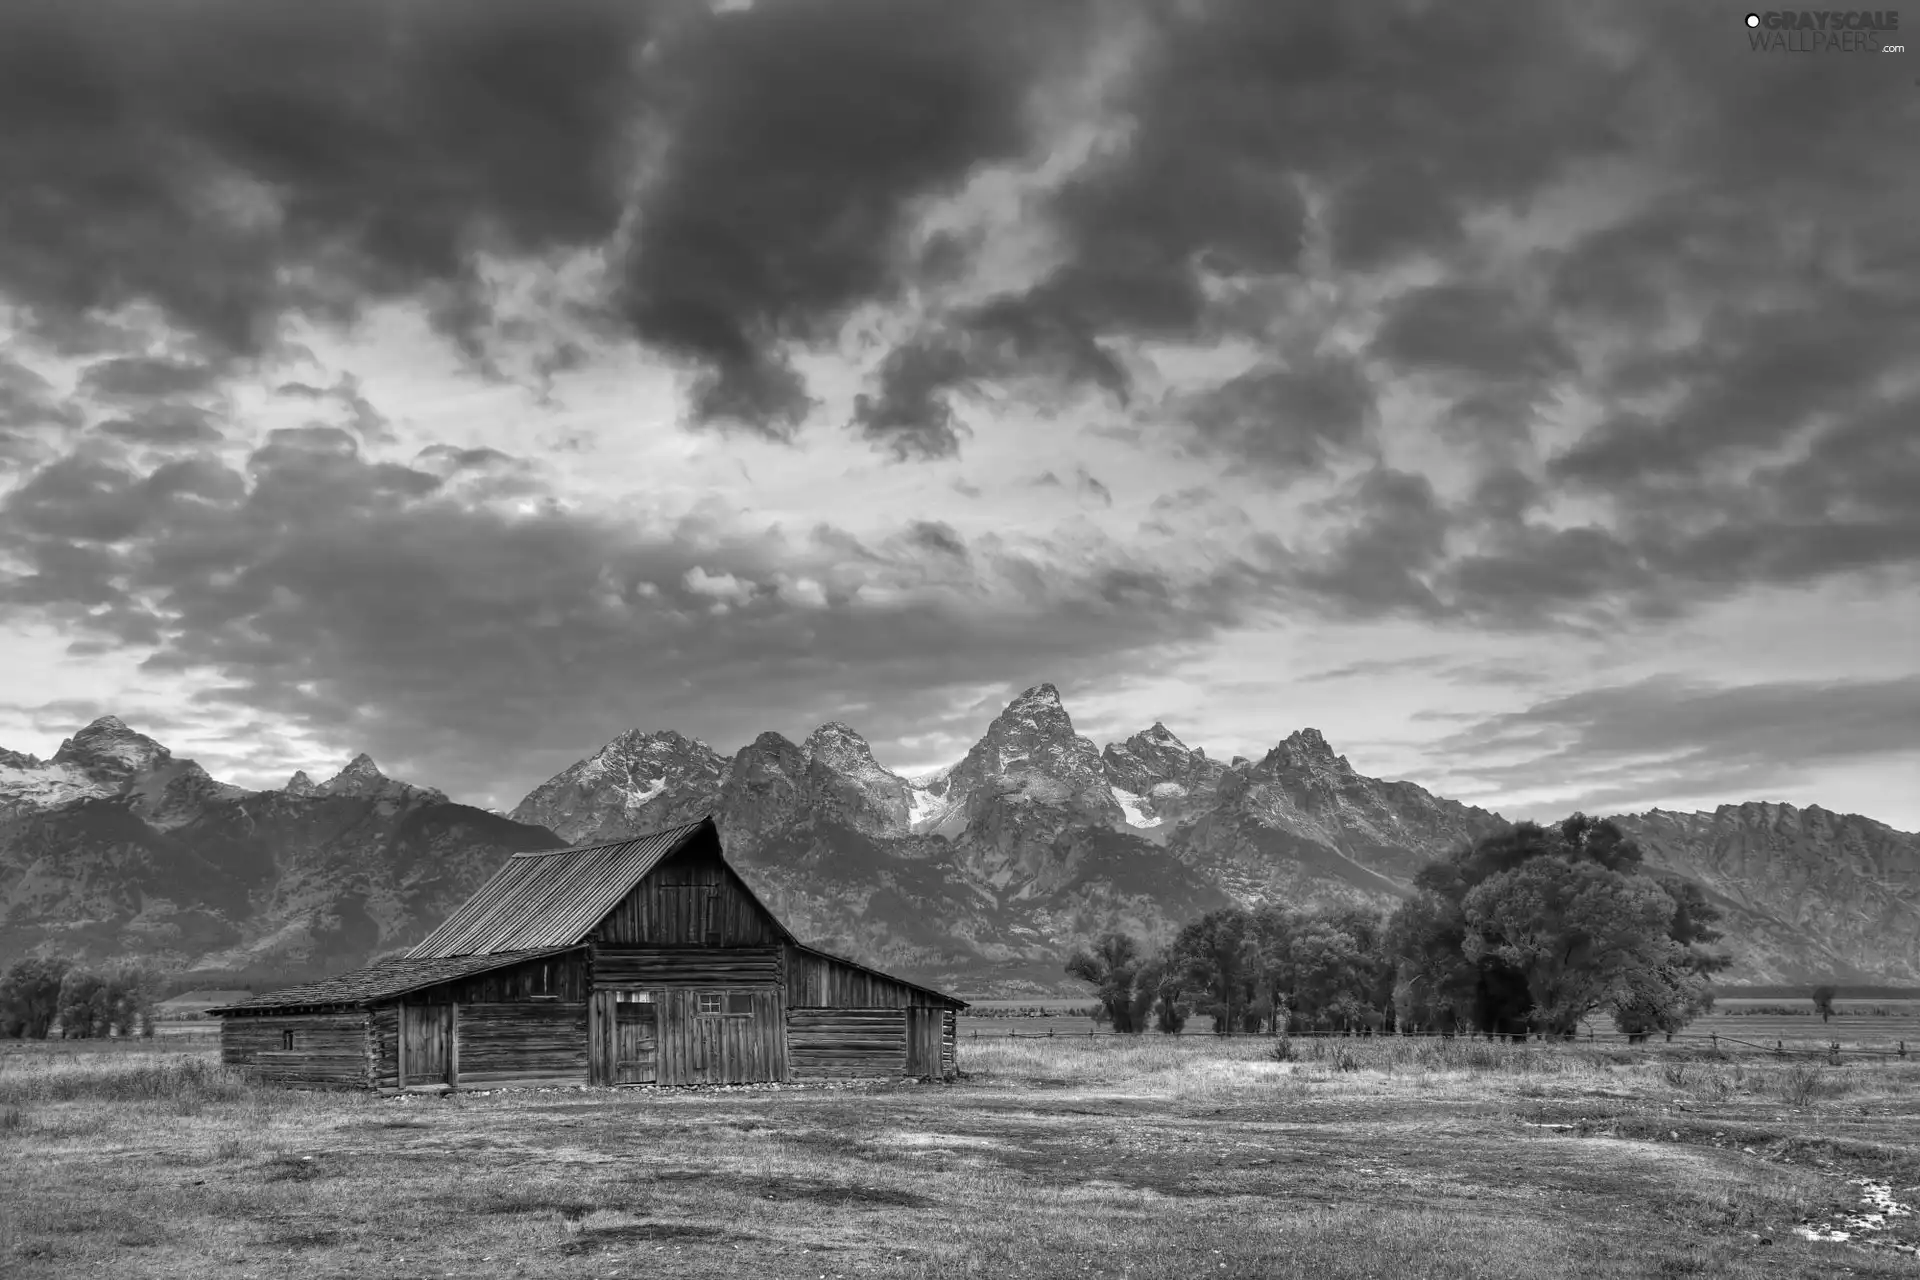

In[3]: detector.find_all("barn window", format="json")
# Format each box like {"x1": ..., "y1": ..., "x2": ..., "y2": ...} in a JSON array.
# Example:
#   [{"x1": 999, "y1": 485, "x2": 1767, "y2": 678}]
[
  {"x1": 696, "y1": 992, "x2": 754, "y2": 1016},
  {"x1": 281, "y1": 1029, "x2": 295, "y2": 1050},
  {"x1": 698, "y1": 993, "x2": 722, "y2": 1014}
]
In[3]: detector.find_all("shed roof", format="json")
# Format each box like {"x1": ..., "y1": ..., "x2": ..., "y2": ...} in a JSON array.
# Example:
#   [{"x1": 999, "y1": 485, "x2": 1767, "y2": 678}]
[
  {"x1": 407, "y1": 817, "x2": 723, "y2": 958},
  {"x1": 205, "y1": 948, "x2": 576, "y2": 1014},
  {"x1": 789, "y1": 942, "x2": 969, "y2": 1010}
]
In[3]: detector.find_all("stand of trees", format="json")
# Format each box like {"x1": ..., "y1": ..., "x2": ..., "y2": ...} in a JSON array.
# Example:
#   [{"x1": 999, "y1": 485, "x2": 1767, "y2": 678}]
[
  {"x1": 0, "y1": 958, "x2": 157, "y2": 1039},
  {"x1": 1067, "y1": 815, "x2": 1732, "y2": 1041}
]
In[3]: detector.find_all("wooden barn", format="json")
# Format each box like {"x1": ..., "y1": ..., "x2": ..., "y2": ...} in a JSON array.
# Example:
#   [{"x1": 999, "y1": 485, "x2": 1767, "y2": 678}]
[{"x1": 207, "y1": 816, "x2": 966, "y2": 1091}]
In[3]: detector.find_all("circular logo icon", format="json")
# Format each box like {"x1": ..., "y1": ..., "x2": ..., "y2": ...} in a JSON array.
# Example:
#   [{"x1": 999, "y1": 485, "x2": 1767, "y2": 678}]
[{"x1": 1746, "y1": 12, "x2": 1760, "y2": 26}]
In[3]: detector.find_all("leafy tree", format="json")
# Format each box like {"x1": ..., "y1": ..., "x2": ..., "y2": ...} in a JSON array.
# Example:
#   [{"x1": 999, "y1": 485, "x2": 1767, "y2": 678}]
[
  {"x1": 1462, "y1": 857, "x2": 1700, "y2": 1037},
  {"x1": 1174, "y1": 909, "x2": 1257, "y2": 1035},
  {"x1": 1249, "y1": 904, "x2": 1295, "y2": 1034},
  {"x1": 0, "y1": 957, "x2": 70, "y2": 1039},
  {"x1": 1065, "y1": 932, "x2": 1146, "y2": 1033},
  {"x1": 1812, "y1": 984, "x2": 1837, "y2": 1023},
  {"x1": 104, "y1": 966, "x2": 157, "y2": 1037},
  {"x1": 1133, "y1": 952, "x2": 1186, "y2": 1034},
  {"x1": 1391, "y1": 815, "x2": 1725, "y2": 1039},
  {"x1": 57, "y1": 969, "x2": 111, "y2": 1038}
]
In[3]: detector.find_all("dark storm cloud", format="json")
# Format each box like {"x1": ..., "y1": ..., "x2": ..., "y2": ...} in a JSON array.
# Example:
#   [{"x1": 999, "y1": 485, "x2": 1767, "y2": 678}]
[
  {"x1": 1291, "y1": 467, "x2": 1452, "y2": 618},
  {"x1": 0, "y1": 0, "x2": 674, "y2": 358},
  {"x1": 851, "y1": 340, "x2": 977, "y2": 461},
  {"x1": 854, "y1": 0, "x2": 1632, "y2": 459},
  {"x1": 95, "y1": 405, "x2": 227, "y2": 447},
  {"x1": 77, "y1": 356, "x2": 222, "y2": 401},
  {"x1": 1179, "y1": 352, "x2": 1375, "y2": 476},
  {"x1": 903, "y1": 520, "x2": 969, "y2": 561},
  {"x1": 1370, "y1": 284, "x2": 1573, "y2": 384},
  {"x1": 0, "y1": 432, "x2": 1279, "y2": 803},
  {"x1": 612, "y1": 0, "x2": 1091, "y2": 437},
  {"x1": 1430, "y1": 675, "x2": 1920, "y2": 818}
]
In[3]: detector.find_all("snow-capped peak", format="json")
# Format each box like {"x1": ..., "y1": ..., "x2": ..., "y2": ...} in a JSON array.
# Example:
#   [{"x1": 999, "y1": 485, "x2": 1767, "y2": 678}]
[
  {"x1": 804, "y1": 721, "x2": 900, "y2": 787},
  {"x1": 51, "y1": 715, "x2": 171, "y2": 782},
  {"x1": 1144, "y1": 721, "x2": 1186, "y2": 747}
]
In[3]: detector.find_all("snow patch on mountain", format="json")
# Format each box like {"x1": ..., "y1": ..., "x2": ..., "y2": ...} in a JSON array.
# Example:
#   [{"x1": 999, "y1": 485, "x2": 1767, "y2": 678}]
[{"x1": 1109, "y1": 785, "x2": 1162, "y2": 829}]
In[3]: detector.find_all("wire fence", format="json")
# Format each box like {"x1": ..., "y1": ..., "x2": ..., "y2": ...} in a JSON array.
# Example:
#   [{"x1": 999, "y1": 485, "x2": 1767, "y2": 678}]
[{"x1": 962, "y1": 1025, "x2": 1913, "y2": 1060}]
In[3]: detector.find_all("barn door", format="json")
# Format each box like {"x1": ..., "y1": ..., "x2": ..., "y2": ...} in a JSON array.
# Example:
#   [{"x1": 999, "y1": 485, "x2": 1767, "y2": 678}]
[
  {"x1": 401, "y1": 1004, "x2": 453, "y2": 1087},
  {"x1": 906, "y1": 1007, "x2": 936, "y2": 1077},
  {"x1": 591, "y1": 990, "x2": 657, "y2": 1085},
  {"x1": 614, "y1": 1001, "x2": 658, "y2": 1084}
]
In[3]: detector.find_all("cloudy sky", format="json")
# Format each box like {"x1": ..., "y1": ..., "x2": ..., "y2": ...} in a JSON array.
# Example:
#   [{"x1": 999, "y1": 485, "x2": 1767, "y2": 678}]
[{"x1": 1, "y1": 0, "x2": 1915, "y2": 829}]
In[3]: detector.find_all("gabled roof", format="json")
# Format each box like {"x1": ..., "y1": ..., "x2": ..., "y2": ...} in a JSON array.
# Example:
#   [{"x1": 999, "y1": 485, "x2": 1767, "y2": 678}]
[
  {"x1": 206, "y1": 948, "x2": 577, "y2": 1014},
  {"x1": 214, "y1": 813, "x2": 968, "y2": 1015},
  {"x1": 407, "y1": 816, "x2": 731, "y2": 958}
]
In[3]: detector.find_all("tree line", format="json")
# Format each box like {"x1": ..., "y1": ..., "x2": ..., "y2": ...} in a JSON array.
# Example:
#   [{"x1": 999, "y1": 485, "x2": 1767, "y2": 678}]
[
  {"x1": 0, "y1": 958, "x2": 158, "y2": 1039},
  {"x1": 1068, "y1": 814, "x2": 1731, "y2": 1041}
]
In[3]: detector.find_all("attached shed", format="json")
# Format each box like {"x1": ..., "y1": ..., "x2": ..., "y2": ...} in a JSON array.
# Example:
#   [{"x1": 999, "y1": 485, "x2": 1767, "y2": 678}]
[{"x1": 209, "y1": 816, "x2": 967, "y2": 1091}]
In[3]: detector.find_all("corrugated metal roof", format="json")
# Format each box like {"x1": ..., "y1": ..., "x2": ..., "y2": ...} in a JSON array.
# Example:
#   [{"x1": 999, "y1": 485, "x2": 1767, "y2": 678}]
[
  {"x1": 205, "y1": 948, "x2": 577, "y2": 1013},
  {"x1": 407, "y1": 817, "x2": 713, "y2": 958}
]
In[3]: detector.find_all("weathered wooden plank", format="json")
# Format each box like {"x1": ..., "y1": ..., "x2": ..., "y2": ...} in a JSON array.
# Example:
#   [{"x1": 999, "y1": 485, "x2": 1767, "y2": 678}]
[
  {"x1": 787, "y1": 1006, "x2": 909, "y2": 1080},
  {"x1": 588, "y1": 846, "x2": 784, "y2": 947},
  {"x1": 589, "y1": 946, "x2": 780, "y2": 985},
  {"x1": 221, "y1": 1013, "x2": 371, "y2": 1088}
]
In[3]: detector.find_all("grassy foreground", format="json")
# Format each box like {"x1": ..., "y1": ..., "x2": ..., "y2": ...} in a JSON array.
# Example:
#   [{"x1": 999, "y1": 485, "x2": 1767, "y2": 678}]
[{"x1": 1, "y1": 1036, "x2": 1917, "y2": 1278}]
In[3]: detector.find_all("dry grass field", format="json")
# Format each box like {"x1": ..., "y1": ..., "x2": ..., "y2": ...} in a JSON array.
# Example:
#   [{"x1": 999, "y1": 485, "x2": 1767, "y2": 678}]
[
  {"x1": 958, "y1": 1001, "x2": 1920, "y2": 1051},
  {"x1": 2, "y1": 1035, "x2": 1918, "y2": 1279}
]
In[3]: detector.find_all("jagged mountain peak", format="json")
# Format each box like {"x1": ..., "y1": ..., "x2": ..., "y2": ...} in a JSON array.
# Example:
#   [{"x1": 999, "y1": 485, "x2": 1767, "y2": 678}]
[
  {"x1": 52, "y1": 715, "x2": 171, "y2": 781},
  {"x1": 511, "y1": 724, "x2": 728, "y2": 845},
  {"x1": 1144, "y1": 720, "x2": 1185, "y2": 746},
  {"x1": 608, "y1": 726, "x2": 712, "y2": 752},
  {"x1": 805, "y1": 720, "x2": 874, "y2": 754},
  {"x1": 1102, "y1": 719, "x2": 1227, "y2": 835},
  {"x1": 317, "y1": 753, "x2": 445, "y2": 802},
  {"x1": 980, "y1": 682, "x2": 1081, "y2": 743},
  {"x1": 284, "y1": 770, "x2": 318, "y2": 797},
  {"x1": 325, "y1": 753, "x2": 383, "y2": 787},
  {"x1": 1262, "y1": 727, "x2": 1354, "y2": 774}
]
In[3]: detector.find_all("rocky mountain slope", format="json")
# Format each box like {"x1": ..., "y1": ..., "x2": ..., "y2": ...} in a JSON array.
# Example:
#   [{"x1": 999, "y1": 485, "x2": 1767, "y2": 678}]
[
  {"x1": 0, "y1": 727, "x2": 563, "y2": 979},
  {"x1": 1615, "y1": 804, "x2": 1920, "y2": 985},
  {"x1": 3, "y1": 693, "x2": 1915, "y2": 993}
]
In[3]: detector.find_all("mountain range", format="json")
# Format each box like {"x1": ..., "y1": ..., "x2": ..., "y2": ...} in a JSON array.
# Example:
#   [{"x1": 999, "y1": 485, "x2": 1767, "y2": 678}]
[{"x1": 2, "y1": 689, "x2": 1916, "y2": 994}]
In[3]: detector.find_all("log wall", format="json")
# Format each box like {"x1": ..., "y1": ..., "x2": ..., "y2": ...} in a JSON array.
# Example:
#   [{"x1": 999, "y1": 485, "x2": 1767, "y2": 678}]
[
  {"x1": 590, "y1": 945, "x2": 780, "y2": 986},
  {"x1": 365, "y1": 953, "x2": 592, "y2": 1091},
  {"x1": 783, "y1": 945, "x2": 940, "y2": 1009},
  {"x1": 941, "y1": 1008, "x2": 957, "y2": 1075},
  {"x1": 592, "y1": 848, "x2": 783, "y2": 946},
  {"x1": 787, "y1": 1007, "x2": 908, "y2": 1079},
  {"x1": 221, "y1": 1013, "x2": 370, "y2": 1089},
  {"x1": 456, "y1": 1001, "x2": 589, "y2": 1088}
]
